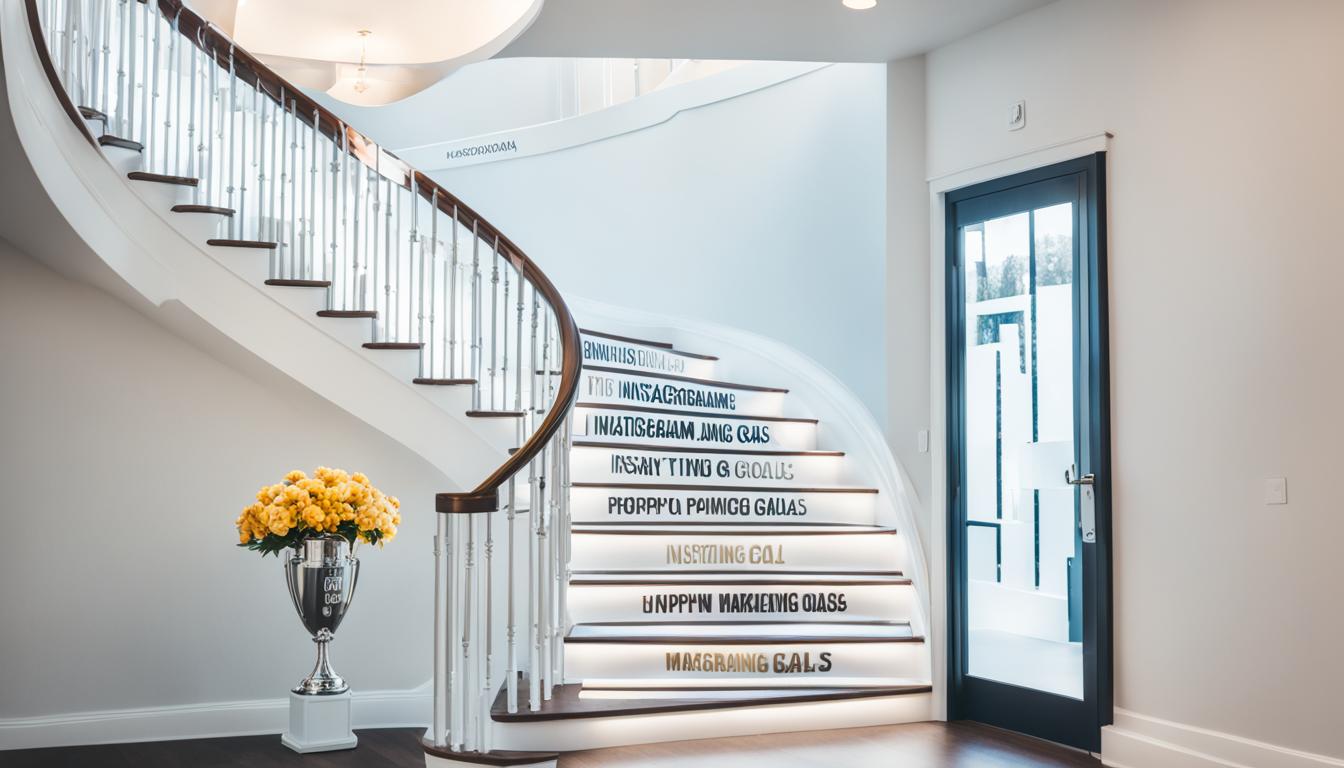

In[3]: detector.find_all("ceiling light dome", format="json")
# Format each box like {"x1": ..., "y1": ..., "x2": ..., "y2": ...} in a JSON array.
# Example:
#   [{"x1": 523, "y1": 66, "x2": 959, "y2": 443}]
[{"x1": 843, "y1": 0, "x2": 877, "y2": 9}]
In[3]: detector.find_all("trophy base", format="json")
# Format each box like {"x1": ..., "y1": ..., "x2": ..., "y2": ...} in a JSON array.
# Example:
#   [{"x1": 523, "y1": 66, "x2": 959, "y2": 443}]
[{"x1": 280, "y1": 690, "x2": 358, "y2": 753}]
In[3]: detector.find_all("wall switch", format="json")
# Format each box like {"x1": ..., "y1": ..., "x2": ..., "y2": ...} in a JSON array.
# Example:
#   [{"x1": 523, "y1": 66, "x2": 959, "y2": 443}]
[
  {"x1": 1264, "y1": 477, "x2": 1287, "y2": 505},
  {"x1": 918, "y1": 429, "x2": 929, "y2": 454},
  {"x1": 1008, "y1": 100, "x2": 1026, "y2": 131}
]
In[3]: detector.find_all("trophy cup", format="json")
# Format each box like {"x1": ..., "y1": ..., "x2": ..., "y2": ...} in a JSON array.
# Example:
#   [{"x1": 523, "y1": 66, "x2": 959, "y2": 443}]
[{"x1": 281, "y1": 535, "x2": 361, "y2": 752}]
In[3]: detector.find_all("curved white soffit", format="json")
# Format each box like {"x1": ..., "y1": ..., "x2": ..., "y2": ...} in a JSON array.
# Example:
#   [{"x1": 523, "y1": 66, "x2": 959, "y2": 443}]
[
  {"x1": 214, "y1": 0, "x2": 546, "y2": 106},
  {"x1": 395, "y1": 61, "x2": 830, "y2": 170}
]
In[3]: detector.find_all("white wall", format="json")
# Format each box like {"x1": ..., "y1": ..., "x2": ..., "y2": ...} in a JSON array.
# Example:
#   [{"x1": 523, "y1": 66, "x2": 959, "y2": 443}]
[
  {"x1": 424, "y1": 63, "x2": 891, "y2": 424},
  {"x1": 885, "y1": 55, "x2": 931, "y2": 553},
  {"x1": 916, "y1": 0, "x2": 1344, "y2": 759},
  {"x1": 0, "y1": 239, "x2": 437, "y2": 723}
]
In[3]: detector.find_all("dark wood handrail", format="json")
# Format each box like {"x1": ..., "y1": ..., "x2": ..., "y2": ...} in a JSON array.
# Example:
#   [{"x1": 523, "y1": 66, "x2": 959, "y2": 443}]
[{"x1": 25, "y1": 0, "x2": 582, "y2": 514}]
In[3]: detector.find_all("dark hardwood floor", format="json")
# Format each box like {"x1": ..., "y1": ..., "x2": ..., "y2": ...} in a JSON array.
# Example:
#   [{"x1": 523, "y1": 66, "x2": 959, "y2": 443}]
[{"x1": 1, "y1": 722, "x2": 1100, "y2": 767}]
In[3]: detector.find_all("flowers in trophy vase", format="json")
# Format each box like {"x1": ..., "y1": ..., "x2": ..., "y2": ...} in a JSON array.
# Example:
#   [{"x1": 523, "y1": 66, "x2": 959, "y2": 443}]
[{"x1": 236, "y1": 467, "x2": 401, "y2": 555}]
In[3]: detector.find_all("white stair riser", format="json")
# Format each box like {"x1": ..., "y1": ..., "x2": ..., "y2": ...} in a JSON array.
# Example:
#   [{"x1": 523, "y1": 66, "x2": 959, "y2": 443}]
[
  {"x1": 572, "y1": 446, "x2": 844, "y2": 487},
  {"x1": 571, "y1": 487, "x2": 879, "y2": 525},
  {"x1": 206, "y1": 244, "x2": 271, "y2": 285},
  {"x1": 100, "y1": 145, "x2": 142, "y2": 174},
  {"x1": 361, "y1": 348, "x2": 421, "y2": 382},
  {"x1": 127, "y1": 178, "x2": 195, "y2": 210},
  {"x1": 570, "y1": 533, "x2": 904, "y2": 573},
  {"x1": 565, "y1": 641, "x2": 927, "y2": 683},
  {"x1": 581, "y1": 334, "x2": 715, "y2": 379},
  {"x1": 580, "y1": 368, "x2": 786, "y2": 417},
  {"x1": 569, "y1": 583, "x2": 915, "y2": 624},
  {"x1": 265, "y1": 284, "x2": 329, "y2": 317},
  {"x1": 315, "y1": 316, "x2": 376, "y2": 349},
  {"x1": 574, "y1": 408, "x2": 816, "y2": 451},
  {"x1": 169, "y1": 210, "x2": 230, "y2": 242},
  {"x1": 415, "y1": 384, "x2": 478, "y2": 414}
]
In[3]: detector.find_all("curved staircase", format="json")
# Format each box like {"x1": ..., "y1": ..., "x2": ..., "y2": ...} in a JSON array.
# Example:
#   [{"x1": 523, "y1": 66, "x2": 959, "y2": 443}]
[{"x1": 5, "y1": 2, "x2": 933, "y2": 765}]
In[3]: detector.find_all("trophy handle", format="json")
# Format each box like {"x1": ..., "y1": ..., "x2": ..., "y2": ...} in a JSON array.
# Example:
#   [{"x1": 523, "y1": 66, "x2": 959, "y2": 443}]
[{"x1": 284, "y1": 554, "x2": 305, "y2": 624}]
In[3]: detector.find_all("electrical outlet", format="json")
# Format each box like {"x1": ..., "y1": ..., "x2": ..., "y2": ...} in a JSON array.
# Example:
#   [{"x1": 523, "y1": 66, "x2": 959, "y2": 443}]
[
  {"x1": 1008, "y1": 100, "x2": 1026, "y2": 131},
  {"x1": 1264, "y1": 477, "x2": 1287, "y2": 505}
]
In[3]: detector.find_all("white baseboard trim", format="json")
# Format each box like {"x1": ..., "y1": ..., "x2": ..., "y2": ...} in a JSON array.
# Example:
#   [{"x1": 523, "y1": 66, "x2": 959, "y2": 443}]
[
  {"x1": 0, "y1": 681, "x2": 431, "y2": 752},
  {"x1": 1102, "y1": 709, "x2": 1344, "y2": 768}
]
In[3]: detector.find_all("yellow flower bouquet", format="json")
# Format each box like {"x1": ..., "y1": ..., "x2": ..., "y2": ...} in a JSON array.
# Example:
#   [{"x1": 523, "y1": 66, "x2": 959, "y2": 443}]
[{"x1": 236, "y1": 467, "x2": 401, "y2": 556}]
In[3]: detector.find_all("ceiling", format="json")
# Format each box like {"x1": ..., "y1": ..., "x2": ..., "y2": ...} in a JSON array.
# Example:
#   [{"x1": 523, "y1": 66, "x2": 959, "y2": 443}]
[
  {"x1": 231, "y1": 0, "x2": 542, "y2": 66},
  {"x1": 498, "y1": 0, "x2": 1054, "y2": 62}
]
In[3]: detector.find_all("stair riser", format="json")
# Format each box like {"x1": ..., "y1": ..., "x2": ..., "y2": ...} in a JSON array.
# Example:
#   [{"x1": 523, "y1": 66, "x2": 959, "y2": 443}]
[
  {"x1": 571, "y1": 447, "x2": 844, "y2": 487},
  {"x1": 573, "y1": 409, "x2": 816, "y2": 451},
  {"x1": 581, "y1": 334, "x2": 715, "y2": 379},
  {"x1": 361, "y1": 347, "x2": 421, "y2": 382},
  {"x1": 127, "y1": 177, "x2": 196, "y2": 210},
  {"x1": 565, "y1": 641, "x2": 927, "y2": 683},
  {"x1": 100, "y1": 144, "x2": 141, "y2": 174},
  {"x1": 206, "y1": 244, "x2": 271, "y2": 285},
  {"x1": 568, "y1": 583, "x2": 915, "y2": 624},
  {"x1": 571, "y1": 487, "x2": 878, "y2": 525},
  {"x1": 570, "y1": 533, "x2": 904, "y2": 573},
  {"x1": 580, "y1": 369, "x2": 786, "y2": 417}
]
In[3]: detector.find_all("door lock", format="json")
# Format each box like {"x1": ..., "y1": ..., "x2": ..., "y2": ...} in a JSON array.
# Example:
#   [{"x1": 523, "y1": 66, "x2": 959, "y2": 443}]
[{"x1": 1067, "y1": 464, "x2": 1097, "y2": 543}]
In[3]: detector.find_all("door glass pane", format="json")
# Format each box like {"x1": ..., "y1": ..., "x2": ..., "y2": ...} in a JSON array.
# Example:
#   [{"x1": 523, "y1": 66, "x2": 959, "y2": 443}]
[{"x1": 963, "y1": 201, "x2": 1081, "y2": 699}]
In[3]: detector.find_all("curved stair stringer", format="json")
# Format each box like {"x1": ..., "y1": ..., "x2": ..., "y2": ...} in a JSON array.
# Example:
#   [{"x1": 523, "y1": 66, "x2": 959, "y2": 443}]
[
  {"x1": 0, "y1": 5, "x2": 508, "y2": 489},
  {"x1": 487, "y1": 296, "x2": 936, "y2": 754}
]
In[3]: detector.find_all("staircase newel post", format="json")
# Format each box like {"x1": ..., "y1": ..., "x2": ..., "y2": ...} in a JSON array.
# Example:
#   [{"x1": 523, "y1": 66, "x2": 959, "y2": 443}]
[
  {"x1": 481, "y1": 509, "x2": 494, "y2": 752},
  {"x1": 431, "y1": 512, "x2": 449, "y2": 748},
  {"x1": 461, "y1": 516, "x2": 477, "y2": 753},
  {"x1": 447, "y1": 515, "x2": 463, "y2": 751},
  {"x1": 506, "y1": 474, "x2": 519, "y2": 714},
  {"x1": 528, "y1": 454, "x2": 542, "y2": 712}
]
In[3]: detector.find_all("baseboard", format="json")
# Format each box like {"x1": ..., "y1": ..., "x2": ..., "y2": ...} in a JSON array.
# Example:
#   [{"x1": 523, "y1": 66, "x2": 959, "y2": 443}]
[
  {"x1": 0, "y1": 680, "x2": 431, "y2": 751},
  {"x1": 1102, "y1": 709, "x2": 1344, "y2": 768}
]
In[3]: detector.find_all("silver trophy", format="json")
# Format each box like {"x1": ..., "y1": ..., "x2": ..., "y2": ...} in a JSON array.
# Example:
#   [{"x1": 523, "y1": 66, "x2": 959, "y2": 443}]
[{"x1": 285, "y1": 536, "x2": 360, "y2": 695}]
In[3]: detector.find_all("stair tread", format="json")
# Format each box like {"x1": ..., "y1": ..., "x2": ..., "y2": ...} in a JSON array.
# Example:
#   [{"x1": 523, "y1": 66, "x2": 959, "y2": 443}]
[
  {"x1": 97, "y1": 134, "x2": 142, "y2": 151},
  {"x1": 582, "y1": 365, "x2": 788, "y2": 393},
  {"x1": 467, "y1": 409, "x2": 525, "y2": 417},
  {"x1": 207, "y1": 238, "x2": 278, "y2": 249},
  {"x1": 571, "y1": 523, "x2": 896, "y2": 535},
  {"x1": 575, "y1": 402, "x2": 818, "y2": 423},
  {"x1": 421, "y1": 745, "x2": 559, "y2": 766},
  {"x1": 581, "y1": 328, "x2": 718, "y2": 361},
  {"x1": 569, "y1": 570, "x2": 908, "y2": 586},
  {"x1": 127, "y1": 171, "x2": 198, "y2": 186},
  {"x1": 363, "y1": 342, "x2": 423, "y2": 350},
  {"x1": 264, "y1": 279, "x2": 330, "y2": 288},
  {"x1": 571, "y1": 482, "x2": 878, "y2": 494},
  {"x1": 316, "y1": 309, "x2": 377, "y2": 318},
  {"x1": 171, "y1": 204, "x2": 235, "y2": 216},
  {"x1": 491, "y1": 678, "x2": 931, "y2": 722},
  {"x1": 568, "y1": 621, "x2": 917, "y2": 644},
  {"x1": 572, "y1": 441, "x2": 842, "y2": 457},
  {"x1": 78, "y1": 105, "x2": 106, "y2": 121},
  {"x1": 413, "y1": 377, "x2": 477, "y2": 385}
]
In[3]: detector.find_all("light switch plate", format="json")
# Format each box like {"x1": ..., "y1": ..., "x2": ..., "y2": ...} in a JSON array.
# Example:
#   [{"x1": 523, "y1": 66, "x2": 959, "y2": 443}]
[
  {"x1": 918, "y1": 429, "x2": 929, "y2": 454},
  {"x1": 1264, "y1": 477, "x2": 1287, "y2": 505},
  {"x1": 1008, "y1": 100, "x2": 1026, "y2": 131}
]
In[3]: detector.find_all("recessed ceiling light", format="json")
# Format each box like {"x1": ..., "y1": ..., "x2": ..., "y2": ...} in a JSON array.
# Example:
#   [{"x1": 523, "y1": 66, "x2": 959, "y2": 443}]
[{"x1": 843, "y1": 0, "x2": 877, "y2": 9}]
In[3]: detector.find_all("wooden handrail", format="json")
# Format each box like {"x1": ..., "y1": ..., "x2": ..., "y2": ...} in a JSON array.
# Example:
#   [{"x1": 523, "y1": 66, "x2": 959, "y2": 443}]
[{"x1": 26, "y1": 0, "x2": 582, "y2": 515}]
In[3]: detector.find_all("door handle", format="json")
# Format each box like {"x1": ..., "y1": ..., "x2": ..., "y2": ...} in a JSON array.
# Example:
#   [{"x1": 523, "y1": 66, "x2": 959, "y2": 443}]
[{"x1": 1066, "y1": 465, "x2": 1097, "y2": 544}]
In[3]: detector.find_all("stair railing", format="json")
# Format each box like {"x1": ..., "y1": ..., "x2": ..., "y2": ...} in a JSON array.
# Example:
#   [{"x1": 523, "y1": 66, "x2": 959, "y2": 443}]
[{"x1": 28, "y1": 0, "x2": 580, "y2": 756}]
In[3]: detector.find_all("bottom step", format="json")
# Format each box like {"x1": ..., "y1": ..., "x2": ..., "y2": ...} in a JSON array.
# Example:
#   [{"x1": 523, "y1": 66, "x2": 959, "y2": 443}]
[{"x1": 491, "y1": 678, "x2": 930, "y2": 722}]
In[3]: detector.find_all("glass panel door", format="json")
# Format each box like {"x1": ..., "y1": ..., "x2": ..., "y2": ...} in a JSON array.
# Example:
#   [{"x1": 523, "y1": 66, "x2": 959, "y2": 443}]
[{"x1": 947, "y1": 154, "x2": 1110, "y2": 751}]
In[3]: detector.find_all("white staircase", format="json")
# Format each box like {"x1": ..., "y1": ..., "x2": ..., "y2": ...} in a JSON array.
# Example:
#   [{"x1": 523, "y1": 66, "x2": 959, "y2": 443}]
[{"x1": 5, "y1": 2, "x2": 933, "y2": 763}]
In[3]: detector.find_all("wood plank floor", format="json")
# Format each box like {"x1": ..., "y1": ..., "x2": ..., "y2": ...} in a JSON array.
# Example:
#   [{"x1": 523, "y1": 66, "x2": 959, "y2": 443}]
[{"x1": 2, "y1": 722, "x2": 1100, "y2": 767}]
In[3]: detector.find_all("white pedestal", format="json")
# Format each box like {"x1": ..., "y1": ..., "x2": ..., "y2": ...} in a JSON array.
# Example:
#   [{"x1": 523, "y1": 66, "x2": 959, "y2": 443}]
[{"x1": 280, "y1": 691, "x2": 358, "y2": 753}]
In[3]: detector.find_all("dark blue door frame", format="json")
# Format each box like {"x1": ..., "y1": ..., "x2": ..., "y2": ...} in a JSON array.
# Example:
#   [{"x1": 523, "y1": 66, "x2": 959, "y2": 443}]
[{"x1": 944, "y1": 153, "x2": 1112, "y2": 752}]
